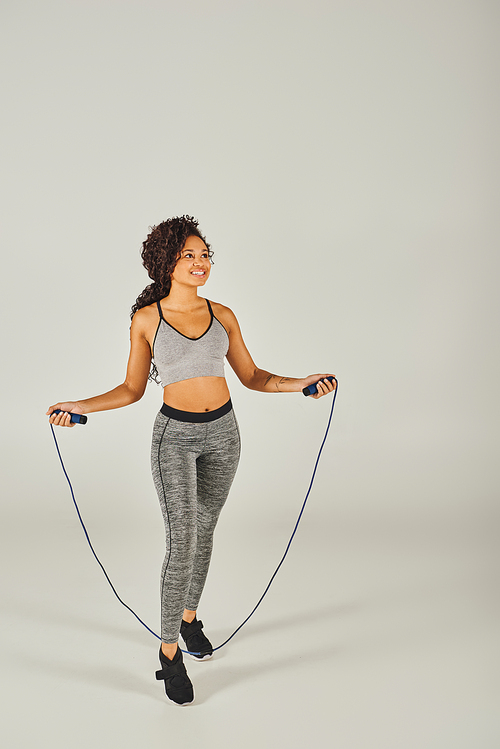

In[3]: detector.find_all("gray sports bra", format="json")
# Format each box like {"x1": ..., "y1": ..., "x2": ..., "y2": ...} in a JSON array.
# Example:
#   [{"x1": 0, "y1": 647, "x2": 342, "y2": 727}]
[{"x1": 152, "y1": 298, "x2": 229, "y2": 387}]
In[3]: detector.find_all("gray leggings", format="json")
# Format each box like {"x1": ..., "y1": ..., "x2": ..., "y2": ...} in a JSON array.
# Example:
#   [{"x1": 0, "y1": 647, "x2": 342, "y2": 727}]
[{"x1": 151, "y1": 401, "x2": 240, "y2": 643}]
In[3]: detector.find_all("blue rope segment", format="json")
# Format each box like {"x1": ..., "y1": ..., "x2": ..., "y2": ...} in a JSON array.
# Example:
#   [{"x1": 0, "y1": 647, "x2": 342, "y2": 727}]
[
  {"x1": 49, "y1": 378, "x2": 338, "y2": 653},
  {"x1": 50, "y1": 423, "x2": 161, "y2": 640},
  {"x1": 212, "y1": 378, "x2": 338, "y2": 651}
]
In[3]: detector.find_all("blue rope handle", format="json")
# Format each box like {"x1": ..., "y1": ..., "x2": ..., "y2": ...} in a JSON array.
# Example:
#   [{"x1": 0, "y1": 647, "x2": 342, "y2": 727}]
[{"x1": 49, "y1": 378, "x2": 338, "y2": 653}]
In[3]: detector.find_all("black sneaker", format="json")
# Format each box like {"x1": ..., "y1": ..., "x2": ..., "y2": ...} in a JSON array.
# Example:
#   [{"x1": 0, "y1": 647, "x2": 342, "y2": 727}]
[
  {"x1": 180, "y1": 618, "x2": 214, "y2": 661},
  {"x1": 155, "y1": 646, "x2": 194, "y2": 705}
]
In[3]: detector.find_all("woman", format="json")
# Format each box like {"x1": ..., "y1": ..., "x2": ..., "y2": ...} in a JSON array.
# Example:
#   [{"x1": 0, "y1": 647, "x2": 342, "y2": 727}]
[{"x1": 47, "y1": 215, "x2": 335, "y2": 706}]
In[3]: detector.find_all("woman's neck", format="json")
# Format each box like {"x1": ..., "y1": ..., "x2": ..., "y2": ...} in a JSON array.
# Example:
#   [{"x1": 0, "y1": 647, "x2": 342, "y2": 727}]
[{"x1": 165, "y1": 282, "x2": 203, "y2": 311}]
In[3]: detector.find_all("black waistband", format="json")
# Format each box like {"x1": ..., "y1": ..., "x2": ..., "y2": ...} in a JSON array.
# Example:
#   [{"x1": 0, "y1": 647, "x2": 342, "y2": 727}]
[{"x1": 160, "y1": 399, "x2": 232, "y2": 423}]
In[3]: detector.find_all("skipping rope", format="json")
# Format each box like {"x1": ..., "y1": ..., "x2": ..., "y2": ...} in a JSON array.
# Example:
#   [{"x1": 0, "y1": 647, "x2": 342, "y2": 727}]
[{"x1": 49, "y1": 378, "x2": 338, "y2": 655}]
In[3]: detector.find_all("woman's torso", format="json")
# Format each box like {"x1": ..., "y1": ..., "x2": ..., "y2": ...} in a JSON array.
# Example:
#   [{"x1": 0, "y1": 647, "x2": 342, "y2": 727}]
[{"x1": 144, "y1": 297, "x2": 231, "y2": 412}]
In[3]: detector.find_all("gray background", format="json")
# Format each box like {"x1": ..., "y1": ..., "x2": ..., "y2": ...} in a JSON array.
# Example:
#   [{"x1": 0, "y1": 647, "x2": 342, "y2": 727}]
[{"x1": 1, "y1": 0, "x2": 499, "y2": 746}]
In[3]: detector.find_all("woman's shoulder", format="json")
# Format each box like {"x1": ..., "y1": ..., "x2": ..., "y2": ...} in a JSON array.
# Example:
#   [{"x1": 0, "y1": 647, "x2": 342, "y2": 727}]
[
  {"x1": 131, "y1": 302, "x2": 161, "y2": 335},
  {"x1": 209, "y1": 300, "x2": 236, "y2": 320},
  {"x1": 209, "y1": 300, "x2": 240, "y2": 334},
  {"x1": 132, "y1": 302, "x2": 159, "y2": 320}
]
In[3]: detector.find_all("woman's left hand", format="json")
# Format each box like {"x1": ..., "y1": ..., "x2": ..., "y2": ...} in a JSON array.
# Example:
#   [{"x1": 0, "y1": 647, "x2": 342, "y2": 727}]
[{"x1": 301, "y1": 374, "x2": 337, "y2": 399}]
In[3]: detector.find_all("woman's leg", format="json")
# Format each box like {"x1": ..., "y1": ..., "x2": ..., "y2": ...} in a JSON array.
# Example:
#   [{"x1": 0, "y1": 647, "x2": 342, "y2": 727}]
[
  {"x1": 185, "y1": 410, "x2": 241, "y2": 612},
  {"x1": 151, "y1": 414, "x2": 202, "y2": 649}
]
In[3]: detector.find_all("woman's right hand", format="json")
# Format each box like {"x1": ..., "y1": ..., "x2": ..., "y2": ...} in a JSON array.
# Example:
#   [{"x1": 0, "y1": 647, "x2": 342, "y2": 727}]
[{"x1": 46, "y1": 402, "x2": 83, "y2": 427}]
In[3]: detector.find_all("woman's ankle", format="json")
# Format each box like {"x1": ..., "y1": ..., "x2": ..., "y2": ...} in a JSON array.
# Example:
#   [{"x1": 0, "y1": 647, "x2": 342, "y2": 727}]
[
  {"x1": 161, "y1": 642, "x2": 178, "y2": 660},
  {"x1": 183, "y1": 608, "x2": 197, "y2": 624}
]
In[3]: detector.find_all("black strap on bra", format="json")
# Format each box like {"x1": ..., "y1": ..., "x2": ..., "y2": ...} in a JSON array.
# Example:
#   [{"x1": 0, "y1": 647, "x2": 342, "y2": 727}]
[{"x1": 156, "y1": 301, "x2": 165, "y2": 321}]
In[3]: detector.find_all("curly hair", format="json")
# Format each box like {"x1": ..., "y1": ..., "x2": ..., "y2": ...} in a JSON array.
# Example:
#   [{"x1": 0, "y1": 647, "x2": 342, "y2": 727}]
[{"x1": 131, "y1": 215, "x2": 213, "y2": 383}]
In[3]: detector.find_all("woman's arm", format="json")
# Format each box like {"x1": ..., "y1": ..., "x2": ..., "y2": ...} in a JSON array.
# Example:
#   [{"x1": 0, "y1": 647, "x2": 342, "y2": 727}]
[
  {"x1": 219, "y1": 305, "x2": 336, "y2": 399},
  {"x1": 46, "y1": 309, "x2": 153, "y2": 427}
]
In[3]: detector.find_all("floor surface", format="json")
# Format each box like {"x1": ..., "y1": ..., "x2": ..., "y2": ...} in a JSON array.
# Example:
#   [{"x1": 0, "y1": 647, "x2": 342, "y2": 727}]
[{"x1": 2, "y1": 495, "x2": 498, "y2": 749}]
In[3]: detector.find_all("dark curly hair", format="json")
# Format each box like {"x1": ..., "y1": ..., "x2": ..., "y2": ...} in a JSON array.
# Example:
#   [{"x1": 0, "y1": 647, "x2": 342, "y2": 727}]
[
  {"x1": 131, "y1": 215, "x2": 212, "y2": 318},
  {"x1": 131, "y1": 215, "x2": 213, "y2": 384}
]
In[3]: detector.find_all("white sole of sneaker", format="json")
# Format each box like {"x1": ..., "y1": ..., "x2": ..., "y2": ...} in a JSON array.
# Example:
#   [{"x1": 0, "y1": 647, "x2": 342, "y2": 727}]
[{"x1": 187, "y1": 652, "x2": 213, "y2": 662}]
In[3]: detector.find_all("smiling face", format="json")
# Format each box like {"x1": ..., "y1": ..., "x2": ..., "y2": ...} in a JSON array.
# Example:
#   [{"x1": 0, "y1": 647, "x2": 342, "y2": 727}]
[{"x1": 170, "y1": 235, "x2": 211, "y2": 289}]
